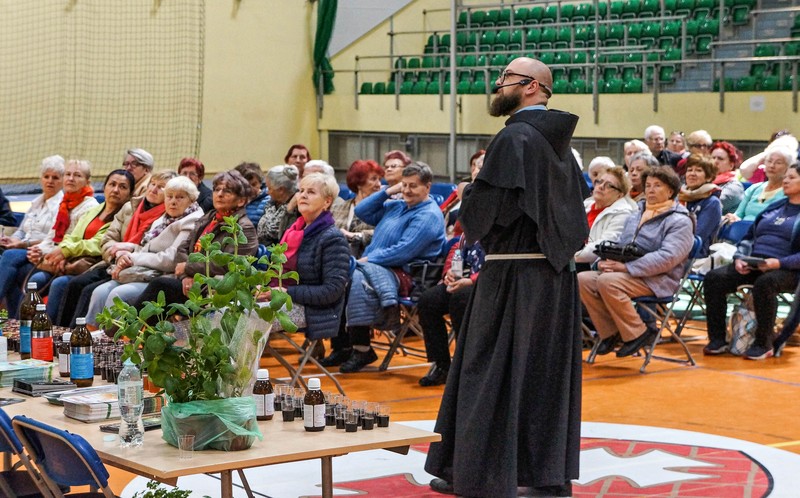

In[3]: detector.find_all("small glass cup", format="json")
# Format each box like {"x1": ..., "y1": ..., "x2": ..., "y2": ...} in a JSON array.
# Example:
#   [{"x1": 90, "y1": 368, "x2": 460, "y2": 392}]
[
  {"x1": 345, "y1": 410, "x2": 359, "y2": 432},
  {"x1": 377, "y1": 404, "x2": 391, "y2": 427},
  {"x1": 178, "y1": 434, "x2": 195, "y2": 459},
  {"x1": 293, "y1": 387, "x2": 305, "y2": 420},
  {"x1": 281, "y1": 394, "x2": 295, "y2": 422},
  {"x1": 335, "y1": 404, "x2": 347, "y2": 429},
  {"x1": 362, "y1": 402, "x2": 377, "y2": 430}
]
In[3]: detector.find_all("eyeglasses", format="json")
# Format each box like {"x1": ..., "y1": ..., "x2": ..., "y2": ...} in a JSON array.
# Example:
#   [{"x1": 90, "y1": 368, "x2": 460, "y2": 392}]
[
  {"x1": 688, "y1": 143, "x2": 711, "y2": 149},
  {"x1": 384, "y1": 163, "x2": 404, "y2": 169},
  {"x1": 123, "y1": 161, "x2": 144, "y2": 169},
  {"x1": 594, "y1": 179, "x2": 622, "y2": 193},
  {"x1": 213, "y1": 187, "x2": 235, "y2": 196},
  {"x1": 499, "y1": 70, "x2": 553, "y2": 98}
]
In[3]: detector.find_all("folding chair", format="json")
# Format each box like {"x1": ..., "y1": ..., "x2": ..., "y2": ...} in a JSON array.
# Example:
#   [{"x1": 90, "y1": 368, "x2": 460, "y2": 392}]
[
  {"x1": 0, "y1": 408, "x2": 50, "y2": 498},
  {"x1": 12, "y1": 415, "x2": 119, "y2": 498}
]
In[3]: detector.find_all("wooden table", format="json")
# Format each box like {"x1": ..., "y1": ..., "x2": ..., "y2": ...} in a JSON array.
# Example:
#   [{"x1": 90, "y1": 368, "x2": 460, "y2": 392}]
[{"x1": 2, "y1": 394, "x2": 440, "y2": 498}]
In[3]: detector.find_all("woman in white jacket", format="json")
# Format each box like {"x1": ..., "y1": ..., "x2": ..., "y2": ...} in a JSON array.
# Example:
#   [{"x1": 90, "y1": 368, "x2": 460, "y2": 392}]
[
  {"x1": 85, "y1": 176, "x2": 204, "y2": 326},
  {"x1": 575, "y1": 167, "x2": 636, "y2": 270}
]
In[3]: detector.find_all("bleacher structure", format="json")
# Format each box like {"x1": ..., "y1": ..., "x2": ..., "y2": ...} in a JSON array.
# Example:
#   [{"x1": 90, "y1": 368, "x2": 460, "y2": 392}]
[{"x1": 353, "y1": 0, "x2": 800, "y2": 97}]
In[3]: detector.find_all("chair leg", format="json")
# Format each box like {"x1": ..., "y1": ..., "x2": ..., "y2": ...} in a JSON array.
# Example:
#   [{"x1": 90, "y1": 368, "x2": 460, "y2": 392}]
[
  {"x1": 583, "y1": 323, "x2": 600, "y2": 364},
  {"x1": 276, "y1": 333, "x2": 346, "y2": 395},
  {"x1": 640, "y1": 301, "x2": 696, "y2": 373}
]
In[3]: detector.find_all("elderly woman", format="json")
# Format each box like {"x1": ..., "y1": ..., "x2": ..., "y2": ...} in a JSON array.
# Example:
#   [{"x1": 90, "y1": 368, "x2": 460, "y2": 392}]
[
  {"x1": 0, "y1": 159, "x2": 98, "y2": 317},
  {"x1": 725, "y1": 145, "x2": 792, "y2": 223},
  {"x1": 132, "y1": 170, "x2": 258, "y2": 312},
  {"x1": 623, "y1": 139, "x2": 649, "y2": 170},
  {"x1": 178, "y1": 157, "x2": 213, "y2": 213},
  {"x1": 322, "y1": 163, "x2": 446, "y2": 373},
  {"x1": 675, "y1": 130, "x2": 713, "y2": 177},
  {"x1": 264, "y1": 173, "x2": 350, "y2": 342},
  {"x1": 54, "y1": 171, "x2": 179, "y2": 327},
  {"x1": 235, "y1": 162, "x2": 268, "y2": 224},
  {"x1": 579, "y1": 167, "x2": 694, "y2": 358},
  {"x1": 679, "y1": 154, "x2": 722, "y2": 257},
  {"x1": 332, "y1": 159, "x2": 384, "y2": 258},
  {"x1": 122, "y1": 148, "x2": 154, "y2": 197},
  {"x1": 704, "y1": 161, "x2": 800, "y2": 360},
  {"x1": 739, "y1": 133, "x2": 798, "y2": 183},
  {"x1": 284, "y1": 144, "x2": 311, "y2": 177},
  {"x1": 42, "y1": 169, "x2": 135, "y2": 321},
  {"x1": 667, "y1": 131, "x2": 686, "y2": 155},
  {"x1": 586, "y1": 156, "x2": 616, "y2": 188},
  {"x1": 383, "y1": 150, "x2": 412, "y2": 199},
  {"x1": 84, "y1": 176, "x2": 203, "y2": 325},
  {"x1": 628, "y1": 152, "x2": 659, "y2": 202},
  {"x1": 710, "y1": 141, "x2": 745, "y2": 215},
  {"x1": 257, "y1": 165, "x2": 299, "y2": 246},
  {"x1": 0, "y1": 155, "x2": 65, "y2": 252},
  {"x1": 574, "y1": 167, "x2": 636, "y2": 268}
]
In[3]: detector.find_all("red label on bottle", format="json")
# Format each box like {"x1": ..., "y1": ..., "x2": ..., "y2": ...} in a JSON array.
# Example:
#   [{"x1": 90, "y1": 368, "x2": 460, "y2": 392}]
[{"x1": 32, "y1": 337, "x2": 53, "y2": 362}]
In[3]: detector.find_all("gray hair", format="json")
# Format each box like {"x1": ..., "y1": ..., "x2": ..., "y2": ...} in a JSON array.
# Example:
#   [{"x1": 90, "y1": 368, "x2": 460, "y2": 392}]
[
  {"x1": 301, "y1": 172, "x2": 340, "y2": 202},
  {"x1": 686, "y1": 129, "x2": 713, "y2": 146},
  {"x1": 644, "y1": 125, "x2": 665, "y2": 140},
  {"x1": 403, "y1": 161, "x2": 434, "y2": 184},
  {"x1": 766, "y1": 145, "x2": 798, "y2": 167},
  {"x1": 212, "y1": 170, "x2": 251, "y2": 200},
  {"x1": 164, "y1": 175, "x2": 199, "y2": 202},
  {"x1": 630, "y1": 152, "x2": 660, "y2": 169},
  {"x1": 266, "y1": 164, "x2": 300, "y2": 193},
  {"x1": 126, "y1": 148, "x2": 154, "y2": 169},
  {"x1": 66, "y1": 159, "x2": 92, "y2": 181},
  {"x1": 40, "y1": 155, "x2": 65, "y2": 176},
  {"x1": 303, "y1": 159, "x2": 335, "y2": 177},
  {"x1": 624, "y1": 139, "x2": 649, "y2": 152},
  {"x1": 588, "y1": 156, "x2": 615, "y2": 172}
]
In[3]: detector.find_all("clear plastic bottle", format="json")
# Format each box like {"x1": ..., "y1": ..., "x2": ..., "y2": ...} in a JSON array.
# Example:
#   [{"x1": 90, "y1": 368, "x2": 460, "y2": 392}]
[
  {"x1": 303, "y1": 378, "x2": 326, "y2": 432},
  {"x1": 450, "y1": 249, "x2": 463, "y2": 278},
  {"x1": 0, "y1": 324, "x2": 7, "y2": 363},
  {"x1": 117, "y1": 359, "x2": 144, "y2": 448}
]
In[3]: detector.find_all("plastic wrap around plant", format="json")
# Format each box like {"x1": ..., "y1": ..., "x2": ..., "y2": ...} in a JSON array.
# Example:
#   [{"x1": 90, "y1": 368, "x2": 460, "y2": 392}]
[
  {"x1": 211, "y1": 311, "x2": 271, "y2": 398},
  {"x1": 161, "y1": 397, "x2": 262, "y2": 451}
]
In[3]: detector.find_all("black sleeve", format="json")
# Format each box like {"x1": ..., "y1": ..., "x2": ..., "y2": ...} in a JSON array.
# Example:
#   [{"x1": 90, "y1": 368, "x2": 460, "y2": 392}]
[{"x1": 0, "y1": 188, "x2": 17, "y2": 227}]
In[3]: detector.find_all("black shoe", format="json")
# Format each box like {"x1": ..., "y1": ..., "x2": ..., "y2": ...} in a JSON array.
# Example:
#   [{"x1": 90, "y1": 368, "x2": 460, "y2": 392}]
[
  {"x1": 338, "y1": 348, "x2": 378, "y2": 373},
  {"x1": 419, "y1": 363, "x2": 450, "y2": 387},
  {"x1": 594, "y1": 334, "x2": 619, "y2": 356},
  {"x1": 430, "y1": 478, "x2": 455, "y2": 495},
  {"x1": 319, "y1": 348, "x2": 352, "y2": 367},
  {"x1": 616, "y1": 327, "x2": 658, "y2": 358},
  {"x1": 703, "y1": 338, "x2": 729, "y2": 355}
]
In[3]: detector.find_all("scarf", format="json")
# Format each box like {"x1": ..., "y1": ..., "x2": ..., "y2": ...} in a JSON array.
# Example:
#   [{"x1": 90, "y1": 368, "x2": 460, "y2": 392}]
[
  {"x1": 713, "y1": 171, "x2": 737, "y2": 186},
  {"x1": 140, "y1": 203, "x2": 200, "y2": 247},
  {"x1": 123, "y1": 200, "x2": 165, "y2": 245},
  {"x1": 51, "y1": 186, "x2": 94, "y2": 243},
  {"x1": 279, "y1": 211, "x2": 335, "y2": 272},
  {"x1": 193, "y1": 209, "x2": 234, "y2": 253},
  {"x1": 639, "y1": 199, "x2": 675, "y2": 227},
  {"x1": 258, "y1": 197, "x2": 292, "y2": 244},
  {"x1": 586, "y1": 202, "x2": 608, "y2": 229},
  {"x1": 678, "y1": 183, "x2": 720, "y2": 204}
]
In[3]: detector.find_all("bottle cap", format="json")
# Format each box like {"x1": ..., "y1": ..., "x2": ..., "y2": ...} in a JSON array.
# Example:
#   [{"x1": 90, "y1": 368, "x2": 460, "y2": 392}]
[
  {"x1": 35, "y1": 304, "x2": 46, "y2": 311},
  {"x1": 256, "y1": 368, "x2": 269, "y2": 380},
  {"x1": 27, "y1": 282, "x2": 37, "y2": 290},
  {"x1": 75, "y1": 317, "x2": 86, "y2": 325},
  {"x1": 308, "y1": 378, "x2": 321, "y2": 390}
]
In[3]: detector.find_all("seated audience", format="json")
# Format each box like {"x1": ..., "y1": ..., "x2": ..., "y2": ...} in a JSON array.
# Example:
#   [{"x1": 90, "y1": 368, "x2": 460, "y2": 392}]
[
  {"x1": 644, "y1": 125, "x2": 681, "y2": 167},
  {"x1": 679, "y1": 154, "x2": 722, "y2": 257},
  {"x1": 382, "y1": 150, "x2": 412, "y2": 199},
  {"x1": 55, "y1": 171, "x2": 178, "y2": 327},
  {"x1": 0, "y1": 188, "x2": 16, "y2": 229},
  {"x1": 574, "y1": 167, "x2": 636, "y2": 269},
  {"x1": 235, "y1": 162, "x2": 268, "y2": 224},
  {"x1": 257, "y1": 165, "x2": 299, "y2": 246},
  {"x1": 264, "y1": 173, "x2": 350, "y2": 342},
  {"x1": 179, "y1": 157, "x2": 213, "y2": 212},
  {"x1": 675, "y1": 130, "x2": 713, "y2": 177},
  {"x1": 43, "y1": 170, "x2": 135, "y2": 322},
  {"x1": 122, "y1": 148, "x2": 154, "y2": 197},
  {"x1": 725, "y1": 145, "x2": 792, "y2": 222},
  {"x1": 0, "y1": 159, "x2": 97, "y2": 317},
  {"x1": 578, "y1": 167, "x2": 694, "y2": 357},
  {"x1": 321, "y1": 163, "x2": 446, "y2": 373},
  {"x1": 0, "y1": 155, "x2": 64, "y2": 252},
  {"x1": 739, "y1": 131, "x2": 797, "y2": 183},
  {"x1": 623, "y1": 139, "x2": 649, "y2": 170},
  {"x1": 710, "y1": 141, "x2": 745, "y2": 215},
  {"x1": 332, "y1": 159, "x2": 384, "y2": 258},
  {"x1": 704, "y1": 162, "x2": 800, "y2": 360},
  {"x1": 85, "y1": 176, "x2": 203, "y2": 326},
  {"x1": 667, "y1": 131, "x2": 686, "y2": 155},
  {"x1": 628, "y1": 153, "x2": 659, "y2": 202},
  {"x1": 417, "y1": 237, "x2": 484, "y2": 386},
  {"x1": 586, "y1": 156, "x2": 615, "y2": 188},
  {"x1": 285, "y1": 144, "x2": 311, "y2": 177},
  {"x1": 131, "y1": 170, "x2": 258, "y2": 312}
]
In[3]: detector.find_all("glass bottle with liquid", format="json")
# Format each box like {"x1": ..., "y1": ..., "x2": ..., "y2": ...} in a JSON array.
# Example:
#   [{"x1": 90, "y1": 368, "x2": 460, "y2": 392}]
[
  {"x1": 253, "y1": 369, "x2": 274, "y2": 421},
  {"x1": 303, "y1": 378, "x2": 326, "y2": 432},
  {"x1": 58, "y1": 338, "x2": 70, "y2": 377},
  {"x1": 70, "y1": 318, "x2": 94, "y2": 387},
  {"x1": 19, "y1": 282, "x2": 42, "y2": 360},
  {"x1": 31, "y1": 304, "x2": 53, "y2": 362}
]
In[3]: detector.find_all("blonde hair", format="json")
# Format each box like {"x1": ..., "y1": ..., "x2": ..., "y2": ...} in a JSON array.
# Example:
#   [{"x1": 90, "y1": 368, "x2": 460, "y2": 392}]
[{"x1": 300, "y1": 172, "x2": 340, "y2": 204}]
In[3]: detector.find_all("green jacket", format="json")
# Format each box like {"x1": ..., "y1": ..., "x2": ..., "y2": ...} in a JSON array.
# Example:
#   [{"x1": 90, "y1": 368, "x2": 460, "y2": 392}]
[{"x1": 58, "y1": 203, "x2": 111, "y2": 258}]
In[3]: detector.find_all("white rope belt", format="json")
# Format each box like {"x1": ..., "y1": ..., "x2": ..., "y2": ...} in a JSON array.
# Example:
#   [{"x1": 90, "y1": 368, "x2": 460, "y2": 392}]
[{"x1": 484, "y1": 253, "x2": 546, "y2": 261}]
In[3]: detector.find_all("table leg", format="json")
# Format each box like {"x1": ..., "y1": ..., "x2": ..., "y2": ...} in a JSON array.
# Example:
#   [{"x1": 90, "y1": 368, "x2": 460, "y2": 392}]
[
  {"x1": 321, "y1": 455, "x2": 333, "y2": 498},
  {"x1": 220, "y1": 470, "x2": 233, "y2": 498}
]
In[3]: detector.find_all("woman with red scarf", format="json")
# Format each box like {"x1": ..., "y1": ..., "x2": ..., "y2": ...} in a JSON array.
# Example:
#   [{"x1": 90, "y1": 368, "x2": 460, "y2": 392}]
[
  {"x1": 52, "y1": 171, "x2": 178, "y2": 327},
  {"x1": 42, "y1": 169, "x2": 135, "y2": 322},
  {"x1": 710, "y1": 141, "x2": 745, "y2": 215},
  {"x1": 0, "y1": 159, "x2": 98, "y2": 318}
]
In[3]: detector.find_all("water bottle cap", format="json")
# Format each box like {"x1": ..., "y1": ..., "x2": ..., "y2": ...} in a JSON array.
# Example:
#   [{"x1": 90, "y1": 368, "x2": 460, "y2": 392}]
[
  {"x1": 257, "y1": 368, "x2": 269, "y2": 380},
  {"x1": 308, "y1": 378, "x2": 321, "y2": 390},
  {"x1": 27, "y1": 282, "x2": 37, "y2": 289},
  {"x1": 75, "y1": 317, "x2": 86, "y2": 325},
  {"x1": 35, "y1": 304, "x2": 46, "y2": 311}
]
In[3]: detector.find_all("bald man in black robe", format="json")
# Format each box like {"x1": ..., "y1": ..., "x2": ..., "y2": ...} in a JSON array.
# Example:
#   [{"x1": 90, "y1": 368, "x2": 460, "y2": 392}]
[{"x1": 425, "y1": 57, "x2": 588, "y2": 497}]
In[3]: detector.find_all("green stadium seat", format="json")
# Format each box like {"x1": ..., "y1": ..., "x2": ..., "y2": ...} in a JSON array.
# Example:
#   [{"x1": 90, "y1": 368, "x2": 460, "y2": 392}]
[
  {"x1": 411, "y1": 81, "x2": 428, "y2": 94},
  {"x1": 483, "y1": 10, "x2": 500, "y2": 27},
  {"x1": 505, "y1": 54, "x2": 518, "y2": 65},
  {"x1": 675, "y1": 0, "x2": 695, "y2": 18},
  {"x1": 622, "y1": 0, "x2": 641, "y2": 19},
  {"x1": 471, "y1": 10, "x2": 487, "y2": 27},
  {"x1": 663, "y1": 0, "x2": 678, "y2": 14},
  {"x1": 759, "y1": 75, "x2": 781, "y2": 91},
  {"x1": 731, "y1": 0, "x2": 754, "y2": 26},
  {"x1": 539, "y1": 27, "x2": 557, "y2": 49},
  {"x1": 712, "y1": 77, "x2": 734, "y2": 91},
  {"x1": 694, "y1": 0, "x2": 715, "y2": 19},
  {"x1": 443, "y1": 81, "x2": 450, "y2": 94},
  {"x1": 459, "y1": 54, "x2": 476, "y2": 67},
  {"x1": 400, "y1": 81, "x2": 415, "y2": 94},
  {"x1": 609, "y1": 1, "x2": 625, "y2": 19},
  {"x1": 456, "y1": 80, "x2": 472, "y2": 94},
  {"x1": 470, "y1": 80, "x2": 487, "y2": 94},
  {"x1": 552, "y1": 79, "x2": 570, "y2": 94},
  {"x1": 602, "y1": 67, "x2": 619, "y2": 80},
  {"x1": 359, "y1": 82, "x2": 373, "y2": 95},
  {"x1": 490, "y1": 54, "x2": 506, "y2": 66},
  {"x1": 554, "y1": 51, "x2": 571, "y2": 66},
  {"x1": 621, "y1": 66, "x2": 639, "y2": 80},
  {"x1": 660, "y1": 20, "x2": 682, "y2": 46},
  {"x1": 696, "y1": 36, "x2": 713, "y2": 54},
  {"x1": 526, "y1": 6, "x2": 544, "y2": 24},
  {"x1": 573, "y1": 3, "x2": 593, "y2": 21},
  {"x1": 525, "y1": 28, "x2": 541, "y2": 49},
  {"x1": 555, "y1": 26, "x2": 572, "y2": 49},
  {"x1": 664, "y1": 47, "x2": 682, "y2": 63},
  {"x1": 425, "y1": 34, "x2": 439, "y2": 54},
  {"x1": 627, "y1": 23, "x2": 644, "y2": 42},
  {"x1": 595, "y1": 2, "x2": 608, "y2": 19},
  {"x1": 426, "y1": 80, "x2": 440, "y2": 95},
  {"x1": 607, "y1": 24, "x2": 625, "y2": 45},
  {"x1": 560, "y1": 4, "x2": 575, "y2": 20},
  {"x1": 387, "y1": 81, "x2": 396, "y2": 94},
  {"x1": 641, "y1": 22, "x2": 661, "y2": 48},
  {"x1": 494, "y1": 31, "x2": 511, "y2": 51},
  {"x1": 604, "y1": 78, "x2": 624, "y2": 93},
  {"x1": 408, "y1": 58, "x2": 421, "y2": 69},
  {"x1": 735, "y1": 75, "x2": 757, "y2": 91},
  {"x1": 751, "y1": 44, "x2": 778, "y2": 76},
  {"x1": 785, "y1": 74, "x2": 796, "y2": 91},
  {"x1": 785, "y1": 41, "x2": 800, "y2": 56},
  {"x1": 542, "y1": 5, "x2": 558, "y2": 23},
  {"x1": 457, "y1": 31, "x2": 478, "y2": 51},
  {"x1": 624, "y1": 52, "x2": 644, "y2": 65},
  {"x1": 539, "y1": 51, "x2": 556, "y2": 65},
  {"x1": 508, "y1": 29, "x2": 523, "y2": 51},
  {"x1": 623, "y1": 77, "x2": 644, "y2": 93},
  {"x1": 497, "y1": 8, "x2": 512, "y2": 26},
  {"x1": 699, "y1": 18, "x2": 720, "y2": 36},
  {"x1": 479, "y1": 31, "x2": 496, "y2": 51},
  {"x1": 569, "y1": 78, "x2": 589, "y2": 93},
  {"x1": 457, "y1": 11, "x2": 468, "y2": 28},
  {"x1": 394, "y1": 57, "x2": 407, "y2": 69},
  {"x1": 439, "y1": 34, "x2": 451, "y2": 53},
  {"x1": 574, "y1": 26, "x2": 591, "y2": 46},
  {"x1": 659, "y1": 66, "x2": 677, "y2": 83},
  {"x1": 512, "y1": 7, "x2": 529, "y2": 25},
  {"x1": 373, "y1": 82, "x2": 386, "y2": 94},
  {"x1": 640, "y1": 0, "x2": 660, "y2": 17}
]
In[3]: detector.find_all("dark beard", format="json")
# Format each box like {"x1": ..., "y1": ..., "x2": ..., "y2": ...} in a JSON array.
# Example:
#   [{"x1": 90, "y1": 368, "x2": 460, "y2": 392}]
[{"x1": 489, "y1": 90, "x2": 522, "y2": 117}]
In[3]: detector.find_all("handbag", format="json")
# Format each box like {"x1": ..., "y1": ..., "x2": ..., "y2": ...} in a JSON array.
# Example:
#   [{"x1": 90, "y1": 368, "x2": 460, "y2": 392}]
[
  {"x1": 115, "y1": 265, "x2": 163, "y2": 284},
  {"x1": 63, "y1": 256, "x2": 100, "y2": 276},
  {"x1": 728, "y1": 289, "x2": 756, "y2": 356},
  {"x1": 593, "y1": 240, "x2": 647, "y2": 263}
]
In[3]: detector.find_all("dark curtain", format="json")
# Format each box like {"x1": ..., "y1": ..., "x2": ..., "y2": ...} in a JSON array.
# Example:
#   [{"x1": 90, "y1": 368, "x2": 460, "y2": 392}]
[{"x1": 313, "y1": 0, "x2": 337, "y2": 94}]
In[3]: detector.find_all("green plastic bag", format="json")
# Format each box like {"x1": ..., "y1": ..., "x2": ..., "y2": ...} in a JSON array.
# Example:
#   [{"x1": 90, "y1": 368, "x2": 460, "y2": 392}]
[{"x1": 161, "y1": 397, "x2": 262, "y2": 451}]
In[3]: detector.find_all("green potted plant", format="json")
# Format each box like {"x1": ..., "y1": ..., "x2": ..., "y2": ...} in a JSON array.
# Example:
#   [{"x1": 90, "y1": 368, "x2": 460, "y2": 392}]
[{"x1": 98, "y1": 216, "x2": 297, "y2": 451}]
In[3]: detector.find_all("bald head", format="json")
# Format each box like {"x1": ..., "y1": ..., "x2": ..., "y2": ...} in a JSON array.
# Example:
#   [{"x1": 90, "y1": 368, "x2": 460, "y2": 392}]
[{"x1": 506, "y1": 57, "x2": 552, "y2": 101}]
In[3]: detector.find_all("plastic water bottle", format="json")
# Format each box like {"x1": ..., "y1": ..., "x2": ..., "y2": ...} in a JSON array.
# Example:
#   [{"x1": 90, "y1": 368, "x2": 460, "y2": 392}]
[
  {"x1": 450, "y1": 249, "x2": 463, "y2": 278},
  {"x1": 117, "y1": 359, "x2": 144, "y2": 448},
  {"x1": 0, "y1": 324, "x2": 7, "y2": 363}
]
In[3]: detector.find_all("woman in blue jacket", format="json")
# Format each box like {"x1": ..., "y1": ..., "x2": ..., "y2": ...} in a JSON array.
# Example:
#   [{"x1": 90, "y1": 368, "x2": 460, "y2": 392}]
[
  {"x1": 679, "y1": 154, "x2": 722, "y2": 257},
  {"x1": 704, "y1": 162, "x2": 800, "y2": 360}
]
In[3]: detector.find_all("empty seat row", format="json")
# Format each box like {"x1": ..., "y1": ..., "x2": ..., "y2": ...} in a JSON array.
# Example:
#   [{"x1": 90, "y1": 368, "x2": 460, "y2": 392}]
[{"x1": 716, "y1": 74, "x2": 796, "y2": 92}]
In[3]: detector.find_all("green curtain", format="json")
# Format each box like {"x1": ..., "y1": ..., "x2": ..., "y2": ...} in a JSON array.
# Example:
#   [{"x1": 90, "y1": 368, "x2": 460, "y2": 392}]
[{"x1": 313, "y1": 0, "x2": 337, "y2": 94}]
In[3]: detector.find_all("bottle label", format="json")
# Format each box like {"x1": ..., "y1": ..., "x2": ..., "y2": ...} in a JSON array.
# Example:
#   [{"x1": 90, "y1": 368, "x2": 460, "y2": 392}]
[
  {"x1": 19, "y1": 321, "x2": 31, "y2": 354},
  {"x1": 254, "y1": 393, "x2": 275, "y2": 417},
  {"x1": 58, "y1": 352, "x2": 70, "y2": 374},
  {"x1": 304, "y1": 403, "x2": 326, "y2": 428},
  {"x1": 71, "y1": 352, "x2": 94, "y2": 380},
  {"x1": 31, "y1": 337, "x2": 53, "y2": 361}
]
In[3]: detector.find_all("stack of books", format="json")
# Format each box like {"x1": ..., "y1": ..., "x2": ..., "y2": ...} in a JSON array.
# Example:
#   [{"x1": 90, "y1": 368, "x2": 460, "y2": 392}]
[
  {"x1": 0, "y1": 359, "x2": 57, "y2": 388},
  {"x1": 59, "y1": 385, "x2": 166, "y2": 422},
  {"x1": 12, "y1": 378, "x2": 76, "y2": 396}
]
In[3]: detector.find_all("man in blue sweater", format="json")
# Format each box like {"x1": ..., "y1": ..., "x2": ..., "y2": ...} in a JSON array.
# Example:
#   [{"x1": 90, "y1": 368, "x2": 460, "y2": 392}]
[{"x1": 325, "y1": 162, "x2": 446, "y2": 373}]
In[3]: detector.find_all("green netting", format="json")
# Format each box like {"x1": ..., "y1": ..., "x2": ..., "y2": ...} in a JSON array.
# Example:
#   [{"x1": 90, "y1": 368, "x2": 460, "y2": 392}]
[{"x1": 0, "y1": 1, "x2": 204, "y2": 186}]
